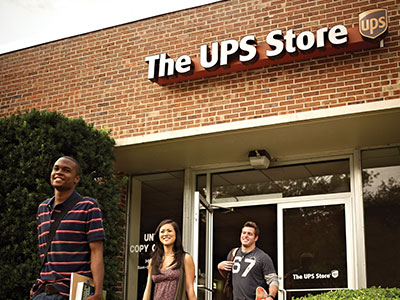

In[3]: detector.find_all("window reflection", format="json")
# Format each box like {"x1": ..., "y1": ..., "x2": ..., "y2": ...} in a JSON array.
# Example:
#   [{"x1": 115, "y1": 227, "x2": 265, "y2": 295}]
[
  {"x1": 362, "y1": 147, "x2": 400, "y2": 288},
  {"x1": 212, "y1": 160, "x2": 350, "y2": 202}
]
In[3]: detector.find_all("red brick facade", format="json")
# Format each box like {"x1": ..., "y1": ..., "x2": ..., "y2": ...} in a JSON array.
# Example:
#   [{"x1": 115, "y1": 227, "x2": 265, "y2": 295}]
[{"x1": 1, "y1": 0, "x2": 399, "y2": 141}]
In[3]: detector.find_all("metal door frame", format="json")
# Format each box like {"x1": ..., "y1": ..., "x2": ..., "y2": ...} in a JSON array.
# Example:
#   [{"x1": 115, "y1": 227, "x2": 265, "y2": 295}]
[{"x1": 193, "y1": 190, "x2": 214, "y2": 300}]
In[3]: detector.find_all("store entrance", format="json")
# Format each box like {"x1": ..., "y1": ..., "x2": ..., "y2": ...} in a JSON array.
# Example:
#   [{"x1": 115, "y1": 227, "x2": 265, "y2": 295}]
[
  {"x1": 214, "y1": 204, "x2": 277, "y2": 300},
  {"x1": 194, "y1": 159, "x2": 354, "y2": 299},
  {"x1": 196, "y1": 196, "x2": 278, "y2": 300},
  {"x1": 195, "y1": 194, "x2": 353, "y2": 300}
]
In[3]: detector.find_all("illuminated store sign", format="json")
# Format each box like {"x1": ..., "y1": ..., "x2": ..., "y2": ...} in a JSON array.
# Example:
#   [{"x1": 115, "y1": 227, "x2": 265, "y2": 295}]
[{"x1": 146, "y1": 9, "x2": 388, "y2": 85}]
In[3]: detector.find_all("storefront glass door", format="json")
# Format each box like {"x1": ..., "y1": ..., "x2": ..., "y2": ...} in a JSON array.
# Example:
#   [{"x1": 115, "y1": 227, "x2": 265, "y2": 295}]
[
  {"x1": 278, "y1": 196, "x2": 354, "y2": 299},
  {"x1": 194, "y1": 159, "x2": 354, "y2": 299},
  {"x1": 194, "y1": 194, "x2": 354, "y2": 300}
]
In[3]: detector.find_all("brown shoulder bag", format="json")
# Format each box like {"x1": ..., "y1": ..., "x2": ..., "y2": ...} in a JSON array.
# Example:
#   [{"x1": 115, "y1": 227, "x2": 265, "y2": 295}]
[{"x1": 222, "y1": 247, "x2": 238, "y2": 300}]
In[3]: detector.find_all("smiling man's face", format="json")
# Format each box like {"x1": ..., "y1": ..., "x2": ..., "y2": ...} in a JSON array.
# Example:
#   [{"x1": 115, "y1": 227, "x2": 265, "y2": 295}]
[
  {"x1": 50, "y1": 157, "x2": 80, "y2": 191},
  {"x1": 240, "y1": 226, "x2": 258, "y2": 249}
]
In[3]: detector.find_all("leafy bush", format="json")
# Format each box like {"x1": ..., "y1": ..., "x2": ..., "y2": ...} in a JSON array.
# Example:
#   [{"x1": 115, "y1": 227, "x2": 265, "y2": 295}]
[
  {"x1": 0, "y1": 110, "x2": 126, "y2": 300},
  {"x1": 293, "y1": 287, "x2": 400, "y2": 300}
]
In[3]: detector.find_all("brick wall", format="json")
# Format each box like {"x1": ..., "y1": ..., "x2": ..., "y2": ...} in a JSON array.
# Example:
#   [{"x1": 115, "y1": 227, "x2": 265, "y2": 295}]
[{"x1": 1, "y1": 0, "x2": 399, "y2": 140}]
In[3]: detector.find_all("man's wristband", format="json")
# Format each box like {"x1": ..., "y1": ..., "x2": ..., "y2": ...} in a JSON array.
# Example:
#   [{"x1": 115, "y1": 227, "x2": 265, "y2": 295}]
[{"x1": 267, "y1": 295, "x2": 276, "y2": 300}]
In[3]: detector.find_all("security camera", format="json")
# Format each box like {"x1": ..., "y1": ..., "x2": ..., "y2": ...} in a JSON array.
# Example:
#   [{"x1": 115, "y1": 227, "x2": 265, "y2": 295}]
[{"x1": 248, "y1": 150, "x2": 271, "y2": 169}]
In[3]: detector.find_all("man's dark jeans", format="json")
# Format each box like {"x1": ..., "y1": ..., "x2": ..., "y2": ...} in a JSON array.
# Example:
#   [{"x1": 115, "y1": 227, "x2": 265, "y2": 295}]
[{"x1": 32, "y1": 292, "x2": 68, "y2": 300}]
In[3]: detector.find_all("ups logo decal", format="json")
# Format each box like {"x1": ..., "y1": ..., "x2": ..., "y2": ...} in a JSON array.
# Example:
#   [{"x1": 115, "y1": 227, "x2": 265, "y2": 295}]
[{"x1": 359, "y1": 9, "x2": 388, "y2": 40}]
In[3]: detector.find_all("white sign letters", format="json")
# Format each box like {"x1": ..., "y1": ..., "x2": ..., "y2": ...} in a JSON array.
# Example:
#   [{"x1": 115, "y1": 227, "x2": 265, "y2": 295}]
[{"x1": 145, "y1": 24, "x2": 348, "y2": 81}]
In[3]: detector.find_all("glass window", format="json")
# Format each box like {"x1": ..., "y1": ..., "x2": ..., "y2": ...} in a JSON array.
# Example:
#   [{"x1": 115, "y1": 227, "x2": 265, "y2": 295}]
[
  {"x1": 212, "y1": 160, "x2": 350, "y2": 203},
  {"x1": 362, "y1": 147, "x2": 400, "y2": 288},
  {"x1": 128, "y1": 171, "x2": 184, "y2": 299}
]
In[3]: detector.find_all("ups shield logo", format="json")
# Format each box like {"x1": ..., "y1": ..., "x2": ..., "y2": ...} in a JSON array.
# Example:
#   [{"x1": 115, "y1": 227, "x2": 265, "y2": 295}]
[{"x1": 359, "y1": 9, "x2": 388, "y2": 40}]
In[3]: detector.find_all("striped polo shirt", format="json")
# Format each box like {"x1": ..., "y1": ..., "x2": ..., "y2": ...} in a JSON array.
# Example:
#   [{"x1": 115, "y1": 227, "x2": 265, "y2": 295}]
[{"x1": 32, "y1": 190, "x2": 105, "y2": 298}]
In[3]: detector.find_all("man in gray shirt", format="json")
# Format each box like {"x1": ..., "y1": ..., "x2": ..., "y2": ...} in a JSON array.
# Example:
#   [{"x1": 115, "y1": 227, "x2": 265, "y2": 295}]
[{"x1": 218, "y1": 221, "x2": 279, "y2": 300}]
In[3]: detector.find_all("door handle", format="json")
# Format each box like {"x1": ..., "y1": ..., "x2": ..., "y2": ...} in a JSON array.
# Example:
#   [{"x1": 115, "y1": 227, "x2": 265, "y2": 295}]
[{"x1": 197, "y1": 285, "x2": 214, "y2": 293}]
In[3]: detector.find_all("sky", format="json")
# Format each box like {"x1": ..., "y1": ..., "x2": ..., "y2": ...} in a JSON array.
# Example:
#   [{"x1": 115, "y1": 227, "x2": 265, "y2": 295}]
[{"x1": 0, "y1": 0, "x2": 222, "y2": 54}]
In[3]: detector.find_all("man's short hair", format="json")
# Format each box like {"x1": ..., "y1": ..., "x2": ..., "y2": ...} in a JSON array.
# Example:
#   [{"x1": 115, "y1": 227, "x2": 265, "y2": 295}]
[
  {"x1": 60, "y1": 156, "x2": 81, "y2": 176},
  {"x1": 243, "y1": 221, "x2": 260, "y2": 236}
]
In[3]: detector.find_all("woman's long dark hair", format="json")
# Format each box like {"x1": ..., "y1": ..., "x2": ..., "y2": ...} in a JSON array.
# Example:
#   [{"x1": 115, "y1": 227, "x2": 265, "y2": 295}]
[{"x1": 150, "y1": 219, "x2": 185, "y2": 275}]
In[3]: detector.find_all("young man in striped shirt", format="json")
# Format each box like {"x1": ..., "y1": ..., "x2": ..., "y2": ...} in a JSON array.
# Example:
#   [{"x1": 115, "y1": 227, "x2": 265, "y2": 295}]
[{"x1": 30, "y1": 156, "x2": 105, "y2": 300}]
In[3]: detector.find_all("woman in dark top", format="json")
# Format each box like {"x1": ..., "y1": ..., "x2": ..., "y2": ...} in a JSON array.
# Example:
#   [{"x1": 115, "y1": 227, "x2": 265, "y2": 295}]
[{"x1": 142, "y1": 219, "x2": 197, "y2": 300}]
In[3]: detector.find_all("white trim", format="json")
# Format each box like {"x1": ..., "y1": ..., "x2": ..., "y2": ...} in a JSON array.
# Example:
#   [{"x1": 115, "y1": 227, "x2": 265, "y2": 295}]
[
  {"x1": 352, "y1": 150, "x2": 367, "y2": 288},
  {"x1": 193, "y1": 189, "x2": 214, "y2": 300},
  {"x1": 116, "y1": 99, "x2": 400, "y2": 147},
  {"x1": 193, "y1": 192, "x2": 200, "y2": 294},
  {"x1": 206, "y1": 208, "x2": 214, "y2": 300},
  {"x1": 212, "y1": 192, "x2": 352, "y2": 208}
]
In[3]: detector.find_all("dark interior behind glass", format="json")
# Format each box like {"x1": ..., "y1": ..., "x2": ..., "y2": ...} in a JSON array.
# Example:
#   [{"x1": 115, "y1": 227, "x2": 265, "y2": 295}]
[{"x1": 362, "y1": 147, "x2": 400, "y2": 288}]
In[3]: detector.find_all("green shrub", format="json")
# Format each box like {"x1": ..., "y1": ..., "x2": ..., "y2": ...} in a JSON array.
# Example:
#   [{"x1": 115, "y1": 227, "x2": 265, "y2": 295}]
[
  {"x1": 0, "y1": 110, "x2": 126, "y2": 300},
  {"x1": 293, "y1": 287, "x2": 400, "y2": 300}
]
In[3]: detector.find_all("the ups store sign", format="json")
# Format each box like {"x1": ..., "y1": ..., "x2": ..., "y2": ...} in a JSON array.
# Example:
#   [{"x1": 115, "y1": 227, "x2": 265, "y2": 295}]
[{"x1": 147, "y1": 8, "x2": 389, "y2": 85}]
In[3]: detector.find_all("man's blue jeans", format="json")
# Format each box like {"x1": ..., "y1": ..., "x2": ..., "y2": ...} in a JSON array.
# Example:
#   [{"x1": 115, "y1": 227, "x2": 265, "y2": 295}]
[{"x1": 32, "y1": 292, "x2": 68, "y2": 300}]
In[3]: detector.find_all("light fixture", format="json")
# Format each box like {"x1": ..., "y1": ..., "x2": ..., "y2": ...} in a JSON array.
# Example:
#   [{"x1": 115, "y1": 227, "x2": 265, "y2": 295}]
[{"x1": 248, "y1": 149, "x2": 271, "y2": 169}]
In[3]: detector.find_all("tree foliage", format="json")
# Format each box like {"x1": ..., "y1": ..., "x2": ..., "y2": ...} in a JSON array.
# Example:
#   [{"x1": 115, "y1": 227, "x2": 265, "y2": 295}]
[{"x1": 0, "y1": 110, "x2": 126, "y2": 300}]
